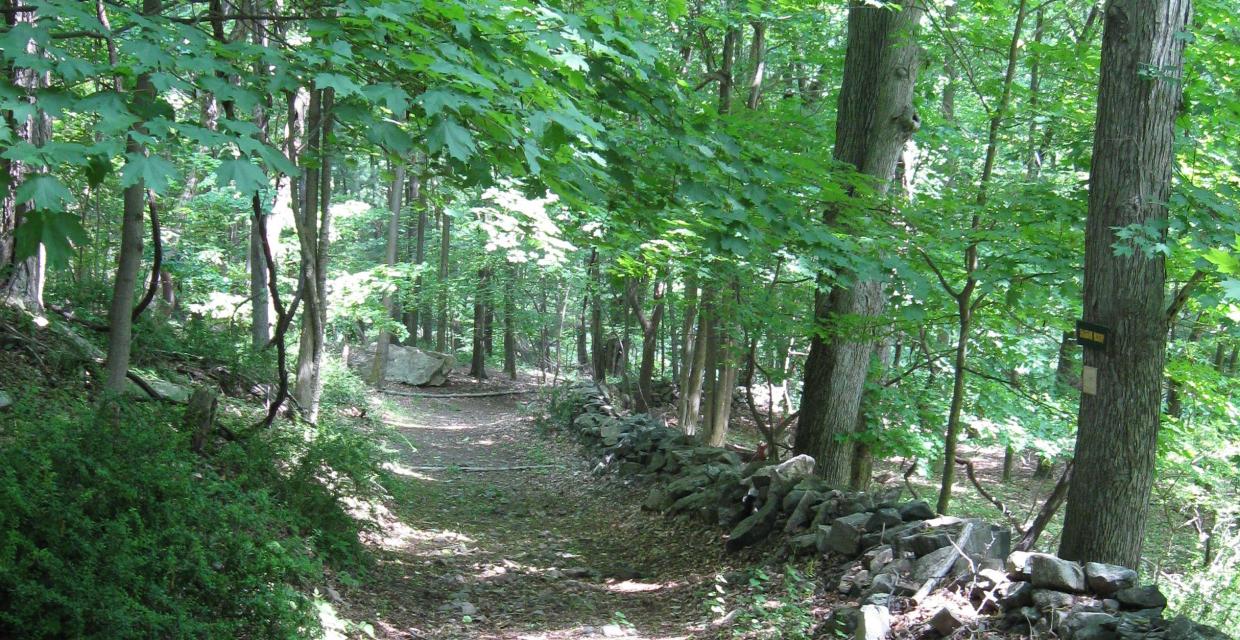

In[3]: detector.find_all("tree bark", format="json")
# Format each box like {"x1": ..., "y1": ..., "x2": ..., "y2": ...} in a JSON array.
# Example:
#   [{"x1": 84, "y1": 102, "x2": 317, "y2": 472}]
[
  {"x1": 103, "y1": 0, "x2": 161, "y2": 393},
  {"x1": 1058, "y1": 0, "x2": 1191, "y2": 569},
  {"x1": 628, "y1": 279, "x2": 666, "y2": 412},
  {"x1": 435, "y1": 207, "x2": 450, "y2": 353},
  {"x1": 370, "y1": 165, "x2": 405, "y2": 385},
  {"x1": 292, "y1": 85, "x2": 335, "y2": 423},
  {"x1": 0, "y1": 0, "x2": 47, "y2": 309},
  {"x1": 504, "y1": 266, "x2": 517, "y2": 379},
  {"x1": 793, "y1": 0, "x2": 923, "y2": 486},
  {"x1": 470, "y1": 266, "x2": 489, "y2": 379}
]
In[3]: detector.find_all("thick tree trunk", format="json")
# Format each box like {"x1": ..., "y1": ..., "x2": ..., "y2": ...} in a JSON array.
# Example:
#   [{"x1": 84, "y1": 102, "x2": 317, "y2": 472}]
[
  {"x1": 0, "y1": 0, "x2": 47, "y2": 310},
  {"x1": 1058, "y1": 0, "x2": 1191, "y2": 569},
  {"x1": 793, "y1": 0, "x2": 923, "y2": 486},
  {"x1": 370, "y1": 165, "x2": 405, "y2": 385}
]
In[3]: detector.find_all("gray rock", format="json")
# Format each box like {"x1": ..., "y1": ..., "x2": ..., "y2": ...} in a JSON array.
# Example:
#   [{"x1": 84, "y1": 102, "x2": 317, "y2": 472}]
[
  {"x1": 377, "y1": 345, "x2": 454, "y2": 386},
  {"x1": 866, "y1": 508, "x2": 903, "y2": 532},
  {"x1": 790, "y1": 532, "x2": 818, "y2": 555},
  {"x1": 902, "y1": 533, "x2": 952, "y2": 557},
  {"x1": 784, "y1": 490, "x2": 825, "y2": 532},
  {"x1": 747, "y1": 454, "x2": 816, "y2": 486},
  {"x1": 1115, "y1": 585, "x2": 1166, "y2": 610},
  {"x1": 1007, "y1": 551, "x2": 1033, "y2": 579},
  {"x1": 1032, "y1": 588, "x2": 1077, "y2": 611},
  {"x1": 1063, "y1": 611, "x2": 1119, "y2": 637},
  {"x1": 899, "y1": 500, "x2": 936, "y2": 521},
  {"x1": 642, "y1": 486, "x2": 671, "y2": 511},
  {"x1": 913, "y1": 546, "x2": 957, "y2": 583},
  {"x1": 815, "y1": 525, "x2": 834, "y2": 554},
  {"x1": 1076, "y1": 623, "x2": 1121, "y2": 640},
  {"x1": 726, "y1": 493, "x2": 780, "y2": 551},
  {"x1": 857, "y1": 605, "x2": 891, "y2": 640},
  {"x1": 1165, "y1": 616, "x2": 1232, "y2": 640},
  {"x1": 865, "y1": 545, "x2": 894, "y2": 573},
  {"x1": 828, "y1": 512, "x2": 871, "y2": 556},
  {"x1": 0, "y1": 390, "x2": 10, "y2": 409},
  {"x1": 1085, "y1": 563, "x2": 1138, "y2": 596},
  {"x1": 929, "y1": 607, "x2": 966, "y2": 636},
  {"x1": 997, "y1": 581, "x2": 1034, "y2": 610},
  {"x1": 1030, "y1": 554, "x2": 1087, "y2": 592}
]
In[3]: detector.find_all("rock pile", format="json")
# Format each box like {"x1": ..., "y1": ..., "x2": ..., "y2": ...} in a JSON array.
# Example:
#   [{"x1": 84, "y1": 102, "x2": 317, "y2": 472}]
[{"x1": 547, "y1": 381, "x2": 1232, "y2": 640}]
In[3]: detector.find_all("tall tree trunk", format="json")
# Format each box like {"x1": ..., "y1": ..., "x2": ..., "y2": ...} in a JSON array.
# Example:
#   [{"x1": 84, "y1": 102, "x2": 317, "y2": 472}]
[
  {"x1": 103, "y1": 0, "x2": 161, "y2": 392},
  {"x1": 936, "y1": 0, "x2": 1028, "y2": 514},
  {"x1": 1058, "y1": 0, "x2": 1191, "y2": 569},
  {"x1": 745, "y1": 21, "x2": 766, "y2": 110},
  {"x1": 293, "y1": 86, "x2": 335, "y2": 423},
  {"x1": 370, "y1": 165, "x2": 405, "y2": 385},
  {"x1": 589, "y1": 251, "x2": 607, "y2": 383},
  {"x1": 435, "y1": 208, "x2": 450, "y2": 352},
  {"x1": 470, "y1": 267, "x2": 489, "y2": 379},
  {"x1": 628, "y1": 279, "x2": 666, "y2": 412},
  {"x1": 249, "y1": 215, "x2": 270, "y2": 347},
  {"x1": 405, "y1": 170, "x2": 426, "y2": 345},
  {"x1": 793, "y1": 0, "x2": 923, "y2": 486},
  {"x1": 504, "y1": 266, "x2": 517, "y2": 379}
]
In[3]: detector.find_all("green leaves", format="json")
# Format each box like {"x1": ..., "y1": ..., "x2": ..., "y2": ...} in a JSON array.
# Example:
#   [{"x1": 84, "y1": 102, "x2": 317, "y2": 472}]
[
  {"x1": 14, "y1": 210, "x2": 88, "y2": 268},
  {"x1": 216, "y1": 158, "x2": 268, "y2": 196},
  {"x1": 119, "y1": 153, "x2": 176, "y2": 195},
  {"x1": 15, "y1": 175, "x2": 73, "y2": 212},
  {"x1": 427, "y1": 116, "x2": 476, "y2": 162}
]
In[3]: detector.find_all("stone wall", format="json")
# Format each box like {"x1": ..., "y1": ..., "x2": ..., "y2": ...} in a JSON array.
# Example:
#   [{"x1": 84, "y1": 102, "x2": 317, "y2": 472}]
[{"x1": 546, "y1": 381, "x2": 1232, "y2": 640}]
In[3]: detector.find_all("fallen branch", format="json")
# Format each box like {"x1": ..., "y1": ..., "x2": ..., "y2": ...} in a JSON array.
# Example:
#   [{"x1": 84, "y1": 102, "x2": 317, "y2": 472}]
[
  {"x1": 382, "y1": 389, "x2": 538, "y2": 398},
  {"x1": 404, "y1": 464, "x2": 559, "y2": 472},
  {"x1": 956, "y1": 457, "x2": 1025, "y2": 535},
  {"x1": 125, "y1": 371, "x2": 165, "y2": 401},
  {"x1": 1015, "y1": 460, "x2": 1073, "y2": 552}
]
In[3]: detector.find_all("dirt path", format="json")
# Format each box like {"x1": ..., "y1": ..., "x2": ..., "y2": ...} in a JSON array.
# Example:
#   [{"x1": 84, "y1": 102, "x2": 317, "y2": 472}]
[{"x1": 340, "y1": 377, "x2": 743, "y2": 640}]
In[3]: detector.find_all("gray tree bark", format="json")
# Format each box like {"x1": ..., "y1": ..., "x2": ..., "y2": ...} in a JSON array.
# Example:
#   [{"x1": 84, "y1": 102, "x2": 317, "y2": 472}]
[
  {"x1": 793, "y1": 0, "x2": 923, "y2": 486},
  {"x1": 1058, "y1": 0, "x2": 1191, "y2": 568}
]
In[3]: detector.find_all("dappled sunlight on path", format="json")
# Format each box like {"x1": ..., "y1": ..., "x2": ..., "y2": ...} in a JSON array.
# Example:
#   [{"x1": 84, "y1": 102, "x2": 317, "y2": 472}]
[{"x1": 339, "y1": 376, "x2": 737, "y2": 639}]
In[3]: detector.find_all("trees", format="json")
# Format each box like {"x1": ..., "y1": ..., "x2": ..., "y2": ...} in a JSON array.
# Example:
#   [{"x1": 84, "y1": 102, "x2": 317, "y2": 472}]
[
  {"x1": 1058, "y1": 0, "x2": 1193, "y2": 568},
  {"x1": 794, "y1": 0, "x2": 924, "y2": 486}
]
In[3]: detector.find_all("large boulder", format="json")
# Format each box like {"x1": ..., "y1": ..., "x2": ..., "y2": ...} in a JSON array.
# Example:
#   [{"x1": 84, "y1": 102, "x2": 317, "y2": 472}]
[{"x1": 383, "y1": 345, "x2": 454, "y2": 386}]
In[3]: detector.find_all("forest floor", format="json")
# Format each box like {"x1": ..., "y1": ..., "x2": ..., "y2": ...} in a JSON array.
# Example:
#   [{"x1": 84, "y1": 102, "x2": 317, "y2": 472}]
[{"x1": 338, "y1": 374, "x2": 754, "y2": 639}]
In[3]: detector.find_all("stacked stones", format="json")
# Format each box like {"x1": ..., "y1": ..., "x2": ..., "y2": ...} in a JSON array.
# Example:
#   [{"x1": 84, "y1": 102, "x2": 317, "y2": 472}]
[
  {"x1": 549, "y1": 382, "x2": 1233, "y2": 640},
  {"x1": 995, "y1": 553, "x2": 1228, "y2": 640}
]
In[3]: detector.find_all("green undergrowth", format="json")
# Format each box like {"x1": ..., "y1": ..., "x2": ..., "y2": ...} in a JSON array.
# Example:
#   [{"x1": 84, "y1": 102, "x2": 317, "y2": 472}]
[{"x1": 0, "y1": 314, "x2": 392, "y2": 639}]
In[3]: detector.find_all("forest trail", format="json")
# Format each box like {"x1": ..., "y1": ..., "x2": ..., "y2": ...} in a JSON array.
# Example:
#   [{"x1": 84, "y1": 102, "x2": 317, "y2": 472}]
[{"x1": 340, "y1": 377, "x2": 740, "y2": 640}]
